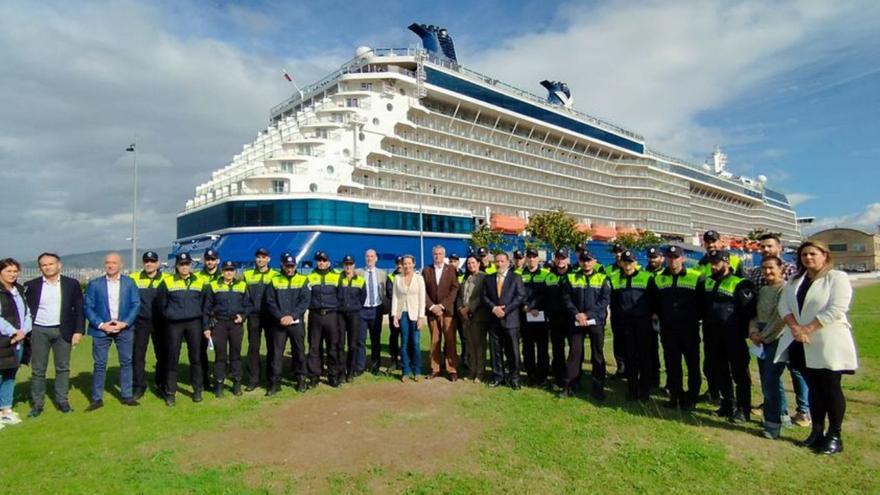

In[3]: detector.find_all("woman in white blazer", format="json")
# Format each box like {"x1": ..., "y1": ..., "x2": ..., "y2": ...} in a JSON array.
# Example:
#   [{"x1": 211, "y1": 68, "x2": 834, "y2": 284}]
[
  {"x1": 776, "y1": 240, "x2": 857, "y2": 455},
  {"x1": 391, "y1": 255, "x2": 426, "y2": 382}
]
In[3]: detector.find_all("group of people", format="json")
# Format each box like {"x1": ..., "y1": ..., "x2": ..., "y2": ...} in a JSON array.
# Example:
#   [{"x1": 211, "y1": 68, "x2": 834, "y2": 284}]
[{"x1": 0, "y1": 231, "x2": 858, "y2": 455}]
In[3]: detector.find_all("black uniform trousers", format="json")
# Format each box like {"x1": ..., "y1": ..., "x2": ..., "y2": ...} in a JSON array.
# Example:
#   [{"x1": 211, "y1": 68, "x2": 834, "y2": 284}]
[
  {"x1": 133, "y1": 316, "x2": 167, "y2": 393},
  {"x1": 521, "y1": 318, "x2": 549, "y2": 383},
  {"x1": 271, "y1": 322, "x2": 306, "y2": 385},
  {"x1": 363, "y1": 308, "x2": 385, "y2": 368},
  {"x1": 488, "y1": 323, "x2": 520, "y2": 384},
  {"x1": 610, "y1": 315, "x2": 626, "y2": 375},
  {"x1": 566, "y1": 324, "x2": 606, "y2": 391},
  {"x1": 166, "y1": 318, "x2": 204, "y2": 395},
  {"x1": 702, "y1": 323, "x2": 719, "y2": 398},
  {"x1": 661, "y1": 326, "x2": 702, "y2": 404},
  {"x1": 308, "y1": 311, "x2": 340, "y2": 379},
  {"x1": 388, "y1": 320, "x2": 401, "y2": 364},
  {"x1": 338, "y1": 311, "x2": 359, "y2": 376},
  {"x1": 549, "y1": 314, "x2": 568, "y2": 386},
  {"x1": 212, "y1": 319, "x2": 243, "y2": 384},
  {"x1": 246, "y1": 313, "x2": 275, "y2": 387},
  {"x1": 620, "y1": 316, "x2": 654, "y2": 399},
  {"x1": 704, "y1": 324, "x2": 751, "y2": 413}
]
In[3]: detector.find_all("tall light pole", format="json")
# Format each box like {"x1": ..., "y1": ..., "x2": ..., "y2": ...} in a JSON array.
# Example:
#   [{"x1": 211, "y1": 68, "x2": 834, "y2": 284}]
[
  {"x1": 407, "y1": 184, "x2": 424, "y2": 269},
  {"x1": 126, "y1": 142, "x2": 138, "y2": 273}
]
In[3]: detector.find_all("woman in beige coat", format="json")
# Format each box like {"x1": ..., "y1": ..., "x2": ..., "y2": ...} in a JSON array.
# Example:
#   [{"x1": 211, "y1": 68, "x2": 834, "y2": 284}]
[
  {"x1": 776, "y1": 240, "x2": 857, "y2": 455},
  {"x1": 390, "y1": 255, "x2": 426, "y2": 382},
  {"x1": 456, "y1": 255, "x2": 489, "y2": 381}
]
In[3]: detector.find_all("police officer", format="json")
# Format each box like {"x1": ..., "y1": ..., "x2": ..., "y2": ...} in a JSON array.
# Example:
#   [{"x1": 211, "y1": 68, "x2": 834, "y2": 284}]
[
  {"x1": 242, "y1": 248, "x2": 279, "y2": 391},
  {"x1": 449, "y1": 253, "x2": 463, "y2": 282},
  {"x1": 645, "y1": 246, "x2": 665, "y2": 390},
  {"x1": 608, "y1": 250, "x2": 654, "y2": 401},
  {"x1": 702, "y1": 249, "x2": 756, "y2": 423},
  {"x1": 265, "y1": 253, "x2": 310, "y2": 395},
  {"x1": 545, "y1": 248, "x2": 573, "y2": 388},
  {"x1": 561, "y1": 249, "x2": 611, "y2": 399},
  {"x1": 337, "y1": 255, "x2": 366, "y2": 383},
  {"x1": 197, "y1": 248, "x2": 221, "y2": 389},
  {"x1": 307, "y1": 251, "x2": 342, "y2": 387},
  {"x1": 648, "y1": 246, "x2": 705, "y2": 410},
  {"x1": 477, "y1": 247, "x2": 496, "y2": 274},
  {"x1": 130, "y1": 251, "x2": 169, "y2": 400},
  {"x1": 520, "y1": 247, "x2": 549, "y2": 386},
  {"x1": 602, "y1": 243, "x2": 625, "y2": 275},
  {"x1": 202, "y1": 261, "x2": 252, "y2": 398},
  {"x1": 698, "y1": 230, "x2": 744, "y2": 277},
  {"x1": 158, "y1": 253, "x2": 207, "y2": 406},
  {"x1": 448, "y1": 253, "x2": 467, "y2": 372},
  {"x1": 512, "y1": 250, "x2": 526, "y2": 274},
  {"x1": 385, "y1": 256, "x2": 404, "y2": 371},
  {"x1": 645, "y1": 247, "x2": 665, "y2": 275}
]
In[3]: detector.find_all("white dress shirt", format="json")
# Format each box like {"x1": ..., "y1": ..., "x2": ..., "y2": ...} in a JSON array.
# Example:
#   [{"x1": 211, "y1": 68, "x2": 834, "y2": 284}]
[
  {"x1": 34, "y1": 277, "x2": 62, "y2": 327},
  {"x1": 433, "y1": 264, "x2": 445, "y2": 286},
  {"x1": 107, "y1": 275, "x2": 121, "y2": 321},
  {"x1": 364, "y1": 266, "x2": 381, "y2": 307}
]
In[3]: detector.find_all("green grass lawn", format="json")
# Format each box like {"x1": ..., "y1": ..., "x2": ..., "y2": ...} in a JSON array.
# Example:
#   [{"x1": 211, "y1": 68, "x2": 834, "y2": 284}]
[{"x1": 4, "y1": 285, "x2": 880, "y2": 494}]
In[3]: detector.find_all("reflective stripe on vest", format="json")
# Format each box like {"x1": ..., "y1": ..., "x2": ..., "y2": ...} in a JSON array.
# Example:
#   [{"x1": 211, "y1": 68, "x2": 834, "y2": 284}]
[
  {"x1": 130, "y1": 271, "x2": 167, "y2": 289},
  {"x1": 244, "y1": 268, "x2": 279, "y2": 286},
  {"x1": 522, "y1": 268, "x2": 549, "y2": 284},
  {"x1": 271, "y1": 274, "x2": 308, "y2": 289},
  {"x1": 654, "y1": 269, "x2": 701, "y2": 290},
  {"x1": 308, "y1": 271, "x2": 340, "y2": 287},
  {"x1": 609, "y1": 270, "x2": 652, "y2": 290},
  {"x1": 567, "y1": 271, "x2": 607, "y2": 288},
  {"x1": 705, "y1": 274, "x2": 742, "y2": 297},
  {"x1": 209, "y1": 279, "x2": 248, "y2": 293},
  {"x1": 340, "y1": 275, "x2": 365, "y2": 288},
  {"x1": 165, "y1": 275, "x2": 205, "y2": 292}
]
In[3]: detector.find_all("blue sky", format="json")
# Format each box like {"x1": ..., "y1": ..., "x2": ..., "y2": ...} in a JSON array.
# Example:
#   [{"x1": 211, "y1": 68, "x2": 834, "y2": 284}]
[{"x1": 0, "y1": 0, "x2": 877, "y2": 259}]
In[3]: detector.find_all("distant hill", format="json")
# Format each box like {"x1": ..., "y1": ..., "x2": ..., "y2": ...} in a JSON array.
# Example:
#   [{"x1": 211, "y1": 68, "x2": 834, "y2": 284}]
[{"x1": 22, "y1": 247, "x2": 172, "y2": 269}]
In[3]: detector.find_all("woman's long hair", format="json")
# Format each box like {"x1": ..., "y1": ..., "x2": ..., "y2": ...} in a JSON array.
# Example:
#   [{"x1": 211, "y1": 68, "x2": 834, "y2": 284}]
[{"x1": 794, "y1": 240, "x2": 833, "y2": 279}]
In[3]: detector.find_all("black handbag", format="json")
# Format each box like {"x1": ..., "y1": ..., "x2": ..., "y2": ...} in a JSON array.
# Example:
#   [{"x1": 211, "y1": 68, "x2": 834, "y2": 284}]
[{"x1": 0, "y1": 335, "x2": 19, "y2": 370}]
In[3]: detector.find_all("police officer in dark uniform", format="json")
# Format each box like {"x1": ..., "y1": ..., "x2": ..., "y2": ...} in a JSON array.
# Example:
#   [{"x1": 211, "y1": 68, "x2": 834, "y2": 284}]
[
  {"x1": 608, "y1": 250, "x2": 654, "y2": 401},
  {"x1": 648, "y1": 246, "x2": 705, "y2": 410},
  {"x1": 307, "y1": 251, "x2": 342, "y2": 387},
  {"x1": 157, "y1": 252, "x2": 207, "y2": 406},
  {"x1": 265, "y1": 253, "x2": 310, "y2": 395},
  {"x1": 202, "y1": 260, "x2": 252, "y2": 397},
  {"x1": 545, "y1": 248, "x2": 573, "y2": 388},
  {"x1": 448, "y1": 253, "x2": 468, "y2": 373},
  {"x1": 645, "y1": 246, "x2": 665, "y2": 391},
  {"x1": 520, "y1": 247, "x2": 549, "y2": 386},
  {"x1": 561, "y1": 249, "x2": 611, "y2": 399},
  {"x1": 197, "y1": 248, "x2": 221, "y2": 390},
  {"x1": 385, "y1": 256, "x2": 403, "y2": 372},
  {"x1": 646, "y1": 247, "x2": 665, "y2": 275},
  {"x1": 602, "y1": 243, "x2": 625, "y2": 275},
  {"x1": 697, "y1": 230, "x2": 744, "y2": 277},
  {"x1": 702, "y1": 249, "x2": 757, "y2": 423},
  {"x1": 243, "y1": 248, "x2": 279, "y2": 391},
  {"x1": 130, "y1": 251, "x2": 169, "y2": 400},
  {"x1": 337, "y1": 255, "x2": 366, "y2": 383},
  {"x1": 604, "y1": 243, "x2": 628, "y2": 379},
  {"x1": 477, "y1": 247, "x2": 497, "y2": 275},
  {"x1": 512, "y1": 250, "x2": 526, "y2": 274}
]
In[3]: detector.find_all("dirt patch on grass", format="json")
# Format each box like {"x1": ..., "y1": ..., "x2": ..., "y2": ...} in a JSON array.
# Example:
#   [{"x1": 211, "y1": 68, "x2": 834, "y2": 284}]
[{"x1": 178, "y1": 379, "x2": 482, "y2": 490}]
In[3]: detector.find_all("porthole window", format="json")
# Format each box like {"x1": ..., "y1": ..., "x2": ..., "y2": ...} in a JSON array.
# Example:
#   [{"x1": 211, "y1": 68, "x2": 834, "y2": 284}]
[
  {"x1": 386, "y1": 103, "x2": 393, "y2": 111},
  {"x1": 372, "y1": 118, "x2": 380, "y2": 126},
  {"x1": 359, "y1": 133, "x2": 366, "y2": 141},
  {"x1": 309, "y1": 183, "x2": 318, "y2": 193},
  {"x1": 399, "y1": 88, "x2": 406, "y2": 96},
  {"x1": 343, "y1": 148, "x2": 351, "y2": 157},
  {"x1": 326, "y1": 165, "x2": 335, "y2": 175}
]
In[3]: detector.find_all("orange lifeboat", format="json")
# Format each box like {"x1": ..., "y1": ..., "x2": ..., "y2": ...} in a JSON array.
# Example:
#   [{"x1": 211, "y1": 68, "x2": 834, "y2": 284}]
[
  {"x1": 490, "y1": 214, "x2": 527, "y2": 234},
  {"x1": 590, "y1": 224, "x2": 616, "y2": 241}
]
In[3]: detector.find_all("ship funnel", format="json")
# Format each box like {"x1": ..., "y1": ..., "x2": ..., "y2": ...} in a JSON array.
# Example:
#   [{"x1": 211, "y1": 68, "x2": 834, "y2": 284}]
[
  {"x1": 540, "y1": 80, "x2": 573, "y2": 108},
  {"x1": 409, "y1": 23, "x2": 458, "y2": 62}
]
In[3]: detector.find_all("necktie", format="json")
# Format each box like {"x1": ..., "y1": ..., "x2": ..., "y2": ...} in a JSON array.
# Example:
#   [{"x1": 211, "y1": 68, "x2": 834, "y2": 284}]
[
  {"x1": 367, "y1": 269, "x2": 375, "y2": 306},
  {"x1": 496, "y1": 274, "x2": 503, "y2": 298}
]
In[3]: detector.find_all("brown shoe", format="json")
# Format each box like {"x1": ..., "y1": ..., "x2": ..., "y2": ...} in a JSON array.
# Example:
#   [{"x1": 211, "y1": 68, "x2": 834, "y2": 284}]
[
  {"x1": 413, "y1": 375, "x2": 421, "y2": 382},
  {"x1": 449, "y1": 373, "x2": 459, "y2": 382},
  {"x1": 401, "y1": 376, "x2": 410, "y2": 383},
  {"x1": 428, "y1": 372, "x2": 440, "y2": 380}
]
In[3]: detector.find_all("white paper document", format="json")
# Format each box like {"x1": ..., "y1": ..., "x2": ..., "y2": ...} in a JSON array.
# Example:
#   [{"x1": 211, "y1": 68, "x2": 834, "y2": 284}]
[
  {"x1": 526, "y1": 311, "x2": 546, "y2": 323},
  {"x1": 748, "y1": 342, "x2": 764, "y2": 359}
]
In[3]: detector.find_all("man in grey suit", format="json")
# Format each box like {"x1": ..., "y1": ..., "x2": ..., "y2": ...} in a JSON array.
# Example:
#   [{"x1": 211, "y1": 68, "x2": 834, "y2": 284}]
[
  {"x1": 481, "y1": 252, "x2": 526, "y2": 389},
  {"x1": 355, "y1": 249, "x2": 387, "y2": 375}
]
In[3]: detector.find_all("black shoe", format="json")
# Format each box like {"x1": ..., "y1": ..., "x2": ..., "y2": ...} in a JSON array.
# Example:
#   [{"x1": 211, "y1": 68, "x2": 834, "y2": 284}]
[
  {"x1": 663, "y1": 398, "x2": 679, "y2": 409},
  {"x1": 369, "y1": 362, "x2": 381, "y2": 374},
  {"x1": 509, "y1": 380, "x2": 521, "y2": 390},
  {"x1": 329, "y1": 376, "x2": 340, "y2": 388},
  {"x1": 591, "y1": 388, "x2": 606, "y2": 401},
  {"x1": 730, "y1": 408, "x2": 748, "y2": 424},
  {"x1": 819, "y1": 435, "x2": 843, "y2": 455},
  {"x1": 245, "y1": 384, "x2": 258, "y2": 392},
  {"x1": 57, "y1": 402, "x2": 73, "y2": 414},
  {"x1": 232, "y1": 382, "x2": 243, "y2": 396},
  {"x1": 309, "y1": 377, "x2": 320, "y2": 388},
  {"x1": 133, "y1": 389, "x2": 145, "y2": 401},
  {"x1": 265, "y1": 385, "x2": 280, "y2": 397},
  {"x1": 165, "y1": 395, "x2": 176, "y2": 407},
  {"x1": 715, "y1": 405, "x2": 734, "y2": 418},
  {"x1": 801, "y1": 429, "x2": 826, "y2": 449},
  {"x1": 296, "y1": 377, "x2": 307, "y2": 393},
  {"x1": 121, "y1": 398, "x2": 140, "y2": 407},
  {"x1": 214, "y1": 385, "x2": 224, "y2": 398},
  {"x1": 28, "y1": 407, "x2": 44, "y2": 418},
  {"x1": 345, "y1": 373, "x2": 352, "y2": 384},
  {"x1": 192, "y1": 389, "x2": 203, "y2": 403},
  {"x1": 488, "y1": 379, "x2": 502, "y2": 388},
  {"x1": 85, "y1": 400, "x2": 104, "y2": 412}
]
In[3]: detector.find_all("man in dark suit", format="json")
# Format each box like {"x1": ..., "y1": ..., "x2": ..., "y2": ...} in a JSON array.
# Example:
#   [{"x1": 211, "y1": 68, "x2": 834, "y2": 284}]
[
  {"x1": 83, "y1": 252, "x2": 141, "y2": 410},
  {"x1": 24, "y1": 252, "x2": 84, "y2": 417},
  {"x1": 423, "y1": 245, "x2": 461, "y2": 380},
  {"x1": 481, "y1": 252, "x2": 526, "y2": 389}
]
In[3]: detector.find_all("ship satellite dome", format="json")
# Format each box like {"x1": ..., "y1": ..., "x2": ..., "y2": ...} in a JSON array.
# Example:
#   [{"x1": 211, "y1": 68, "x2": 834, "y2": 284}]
[
  {"x1": 355, "y1": 46, "x2": 373, "y2": 58},
  {"x1": 757, "y1": 175, "x2": 768, "y2": 183},
  {"x1": 702, "y1": 164, "x2": 711, "y2": 172}
]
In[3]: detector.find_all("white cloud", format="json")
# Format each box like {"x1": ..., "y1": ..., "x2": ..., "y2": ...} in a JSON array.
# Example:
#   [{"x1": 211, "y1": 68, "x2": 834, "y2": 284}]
[
  {"x1": 787, "y1": 193, "x2": 816, "y2": 207},
  {"x1": 807, "y1": 203, "x2": 880, "y2": 234},
  {"x1": 470, "y1": 0, "x2": 853, "y2": 160}
]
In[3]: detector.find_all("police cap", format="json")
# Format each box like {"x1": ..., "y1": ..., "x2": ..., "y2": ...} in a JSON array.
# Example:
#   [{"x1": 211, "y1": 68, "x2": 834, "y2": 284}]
[
  {"x1": 254, "y1": 247, "x2": 270, "y2": 257},
  {"x1": 619, "y1": 250, "x2": 636, "y2": 263},
  {"x1": 476, "y1": 247, "x2": 489, "y2": 257},
  {"x1": 342, "y1": 255, "x2": 355, "y2": 265},
  {"x1": 314, "y1": 251, "x2": 329, "y2": 262},
  {"x1": 703, "y1": 230, "x2": 721, "y2": 242},
  {"x1": 221, "y1": 260, "x2": 236, "y2": 270},
  {"x1": 203, "y1": 249, "x2": 219, "y2": 260},
  {"x1": 578, "y1": 249, "x2": 595, "y2": 262},
  {"x1": 513, "y1": 250, "x2": 524, "y2": 259},
  {"x1": 281, "y1": 254, "x2": 297, "y2": 266},
  {"x1": 449, "y1": 253, "x2": 460, "y2": 261},
  {"x1": 646, "y1": 247, "x2": 661, "y2": 258},
  {"x1": 142, "y1": 251, "x2": 159, "y2": 262},
  {"x1": 707, "y1": 249, "x2": 730, "y2": 263},
  {"x1": 664, "y1": 246, "x2": 682, "y2": 258},
  {"x1": 175, "y1": 252, "x2": 193, "y2": 265},
  {"x1": 554, "y1": 248, "x2": 569, "y2": 259},
  {"x1": 525, "y1": 247, "x2": 539, "y2": 257}
]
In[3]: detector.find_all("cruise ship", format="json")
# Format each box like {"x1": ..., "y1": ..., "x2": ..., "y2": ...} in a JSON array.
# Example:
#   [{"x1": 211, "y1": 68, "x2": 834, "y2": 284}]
[{"x1": 173, "y1": 23, "x2": 800, "y2": 267}]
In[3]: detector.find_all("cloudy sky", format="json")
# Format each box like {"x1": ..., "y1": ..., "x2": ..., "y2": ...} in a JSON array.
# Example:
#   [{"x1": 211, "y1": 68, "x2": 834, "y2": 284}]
[{"x1": 1, "y1": 0, "x2": 878, "y2": 260}]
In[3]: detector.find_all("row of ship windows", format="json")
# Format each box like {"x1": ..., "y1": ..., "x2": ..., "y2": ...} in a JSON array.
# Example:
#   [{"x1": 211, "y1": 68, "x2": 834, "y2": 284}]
[{"x1": 691, "y1": 193, "x2": 796, "y2": 221}]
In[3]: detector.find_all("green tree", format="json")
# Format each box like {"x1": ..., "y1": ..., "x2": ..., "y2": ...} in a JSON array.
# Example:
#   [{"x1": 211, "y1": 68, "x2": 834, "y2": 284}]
[
  {"x1": 468, "y1": 224, "x2": 504, "y2": 253},
  {"x1": 613, "y1": 230, "x2": 663, "y2": 251},
  {"x1": 746, "y1": 228, "x2": 781, "y2": 241},
  {"x1": 526, "y1": 208, "x2": 590, "y2": 250}
]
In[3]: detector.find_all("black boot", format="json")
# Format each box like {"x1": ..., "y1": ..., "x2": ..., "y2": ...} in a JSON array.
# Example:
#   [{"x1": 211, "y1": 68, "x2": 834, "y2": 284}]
[
  {"x1": 296, "y1": 376, "x2": 307, "y2": 393},
  {"x1": 192, "y1": 389, "x2": 203, "y2": 403},
  {"x1": 214, "y1": 383, "x2": 224, "y2": 398},
  {"x1": 801, "y1": 427, "x2": 826, "y2": 450},
  {"x1": 265, "y1": 384, "x2": 281, "y2": 397},
  {"x1": 232, "y1": 381, "x2": 242, "y2": 396},
  {"x1": 819, "y1": 435, "x2": 843, "y2": 455}
]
